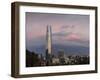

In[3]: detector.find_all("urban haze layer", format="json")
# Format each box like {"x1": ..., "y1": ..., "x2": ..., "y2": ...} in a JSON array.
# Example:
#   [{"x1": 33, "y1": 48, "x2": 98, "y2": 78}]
[{"x1": 26, "y1": 12, "x2": 89, "y2": 67}]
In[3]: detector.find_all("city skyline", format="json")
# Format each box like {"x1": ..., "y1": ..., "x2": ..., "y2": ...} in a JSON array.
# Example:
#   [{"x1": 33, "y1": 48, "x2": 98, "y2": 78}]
[{"x1": 26, "y1": 12, "x2": 90, "y2": 56}]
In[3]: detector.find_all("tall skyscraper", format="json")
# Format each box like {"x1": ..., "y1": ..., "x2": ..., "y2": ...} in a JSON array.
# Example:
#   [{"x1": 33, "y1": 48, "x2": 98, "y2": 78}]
[{"x1": 46, "y1": 25, "x2": 52, "y2": 65}]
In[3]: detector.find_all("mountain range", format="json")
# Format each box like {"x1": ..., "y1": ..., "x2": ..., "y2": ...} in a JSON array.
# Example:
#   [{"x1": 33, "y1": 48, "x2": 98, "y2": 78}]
[{"x1": 27, "y1": 44, "x2": 89, "y2": 56}]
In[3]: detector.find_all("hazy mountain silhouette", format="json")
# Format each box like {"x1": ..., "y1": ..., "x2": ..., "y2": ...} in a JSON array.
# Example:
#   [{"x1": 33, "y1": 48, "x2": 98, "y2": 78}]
[
  {"x1": 28, "y1": 44, "x2": 89, "y2": 56},
  {"x1": 52, "y1": 44, "x2": 89, "y2": 56}
]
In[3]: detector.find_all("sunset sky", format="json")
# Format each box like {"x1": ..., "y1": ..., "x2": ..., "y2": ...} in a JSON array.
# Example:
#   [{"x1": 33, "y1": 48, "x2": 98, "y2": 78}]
[{"x1": 25, "y1": 12, "x2": 90, "y2": 55}]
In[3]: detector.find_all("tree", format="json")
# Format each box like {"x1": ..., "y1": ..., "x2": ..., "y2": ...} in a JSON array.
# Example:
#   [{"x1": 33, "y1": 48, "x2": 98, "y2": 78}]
[{"x1": 26, "y1": 49, "x2": 40, "y2": 67}]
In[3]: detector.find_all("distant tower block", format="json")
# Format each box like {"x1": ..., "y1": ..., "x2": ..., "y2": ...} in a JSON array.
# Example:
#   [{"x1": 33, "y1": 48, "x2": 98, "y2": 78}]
[{"x1": 46, "y1": 25, "x2": 52, "y2": 65}]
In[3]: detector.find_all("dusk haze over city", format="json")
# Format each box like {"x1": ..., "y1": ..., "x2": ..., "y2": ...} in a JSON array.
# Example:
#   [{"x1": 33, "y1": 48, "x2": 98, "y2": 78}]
[{"x1": 25, "y1": 12, "x2": 90, "y2": 67}]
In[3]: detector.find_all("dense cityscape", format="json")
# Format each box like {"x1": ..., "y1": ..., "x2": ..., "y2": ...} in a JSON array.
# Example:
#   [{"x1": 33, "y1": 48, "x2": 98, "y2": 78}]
[{"x1": 26, "y1": 49, "x2": 89, "y2": 67}]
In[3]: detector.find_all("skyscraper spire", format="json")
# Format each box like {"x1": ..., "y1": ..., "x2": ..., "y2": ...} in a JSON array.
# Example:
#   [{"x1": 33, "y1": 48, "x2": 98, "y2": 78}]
[{"x1": 46, "y1": 25, "x2": 52, "y2": 65}]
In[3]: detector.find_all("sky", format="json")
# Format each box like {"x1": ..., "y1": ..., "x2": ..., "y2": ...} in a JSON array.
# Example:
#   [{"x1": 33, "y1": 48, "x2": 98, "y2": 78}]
[{"x1": 25, "y1": 12, "x2": 90, "y2": 56}]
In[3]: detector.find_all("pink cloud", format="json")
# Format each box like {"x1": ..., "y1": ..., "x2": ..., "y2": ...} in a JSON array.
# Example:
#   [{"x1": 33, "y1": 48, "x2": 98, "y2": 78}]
[{"x1": 66, "y1": 34, "x2": 81, "y2": 41}]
